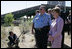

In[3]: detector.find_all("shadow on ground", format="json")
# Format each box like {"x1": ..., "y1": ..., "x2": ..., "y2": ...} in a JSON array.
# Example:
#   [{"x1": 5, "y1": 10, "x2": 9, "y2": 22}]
[
  {"x1": 63, "y1": 44, "x2": 71, "y2": 48},
  {"x1": 7, "y1": 46, "x2": 20, "y2": 48}
]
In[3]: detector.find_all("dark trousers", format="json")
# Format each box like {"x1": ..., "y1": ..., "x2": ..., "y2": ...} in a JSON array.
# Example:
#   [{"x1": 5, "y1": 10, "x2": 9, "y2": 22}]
[
  {"x1": 61, "y1": 25, "x2": 65, "y2": 48},
  {"x1": 68, "y1": 24, "x2": 71, "y2": 35},
  {"x1": 34, "y1": 27, "x2": 49, "y2": 48},
  {"x1": 8, "y1": 40, "x2": 19, "y2": 47}
]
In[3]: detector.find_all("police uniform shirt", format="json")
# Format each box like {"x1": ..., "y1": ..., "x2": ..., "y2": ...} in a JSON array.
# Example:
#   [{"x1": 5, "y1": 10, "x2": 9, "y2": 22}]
[{"x1": 33, "y1": 12, "x2": 52, "y2": 28}]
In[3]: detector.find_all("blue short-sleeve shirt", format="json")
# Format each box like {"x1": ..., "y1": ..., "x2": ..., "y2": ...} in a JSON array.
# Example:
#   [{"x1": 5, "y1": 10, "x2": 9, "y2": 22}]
[{"x1": 33, "y1": 12, "x2": 52, "y2": 28}]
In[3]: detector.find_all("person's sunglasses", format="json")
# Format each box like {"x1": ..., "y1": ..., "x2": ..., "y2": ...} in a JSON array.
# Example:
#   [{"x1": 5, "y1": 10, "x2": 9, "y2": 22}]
[{"x1": 39, "y1": 8, "x2": 42, "y2": 10}]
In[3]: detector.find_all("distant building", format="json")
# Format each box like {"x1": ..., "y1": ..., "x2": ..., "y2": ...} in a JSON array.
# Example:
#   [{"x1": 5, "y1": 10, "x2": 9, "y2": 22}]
[
  {"x1": 47, "y1": 1, "x2": 65, "y2": 7},
  {"x1": 47, "y1": 1, "x2": 66, "y2": 12}
]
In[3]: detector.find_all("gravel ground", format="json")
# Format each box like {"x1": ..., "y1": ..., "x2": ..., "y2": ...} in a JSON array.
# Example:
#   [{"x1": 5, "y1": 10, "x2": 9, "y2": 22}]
[{"x1": 1, "y1": 26, "x2": 71, "y2": 48}]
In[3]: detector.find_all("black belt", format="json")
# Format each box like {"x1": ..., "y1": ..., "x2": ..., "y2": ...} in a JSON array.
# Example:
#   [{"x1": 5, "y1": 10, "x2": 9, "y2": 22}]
[
  {"x1": 34, "y1": 28, "x2": 42, "y2": 31},
  {"x1": 34, "y1": 26, "x2": 50, "y2": 31}
]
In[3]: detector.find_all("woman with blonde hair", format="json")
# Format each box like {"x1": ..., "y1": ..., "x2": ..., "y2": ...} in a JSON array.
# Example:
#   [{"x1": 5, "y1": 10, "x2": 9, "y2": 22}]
[{"x1": 48, "y1": 7, "x2": 64, "y2": 48}]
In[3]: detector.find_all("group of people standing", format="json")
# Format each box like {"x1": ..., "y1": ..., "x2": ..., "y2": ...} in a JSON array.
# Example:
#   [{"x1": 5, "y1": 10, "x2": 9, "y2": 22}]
[
  {"x1": 7, "y1": 5, "x2": 71, "y2": 48},
  {"x1": 32, "y1": 5, "x2": 64, "y2": 48}
]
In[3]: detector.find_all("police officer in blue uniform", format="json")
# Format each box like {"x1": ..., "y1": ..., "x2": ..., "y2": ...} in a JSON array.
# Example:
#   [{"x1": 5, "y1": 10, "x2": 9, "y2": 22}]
[{"x1": 32, "y1": 5, "x2": 52, "y2": 48}]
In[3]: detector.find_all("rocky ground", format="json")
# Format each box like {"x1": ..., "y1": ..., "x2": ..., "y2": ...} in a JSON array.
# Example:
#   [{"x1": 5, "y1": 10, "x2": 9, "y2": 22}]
[{"x1": 1, "y1": 23, "x2": 71, "y2": 48}]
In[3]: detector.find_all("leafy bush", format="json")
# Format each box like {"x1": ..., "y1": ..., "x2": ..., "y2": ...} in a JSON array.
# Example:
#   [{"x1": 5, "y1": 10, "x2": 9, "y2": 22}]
[{"x1": 4, "y1": 13, "x2": 14, "y2": 26}]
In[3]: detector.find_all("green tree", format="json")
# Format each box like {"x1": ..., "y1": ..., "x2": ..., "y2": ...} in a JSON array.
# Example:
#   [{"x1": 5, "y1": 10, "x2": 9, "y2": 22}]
[{"x1": 4, "y1": 13, "x2": 14, "y2": 26}]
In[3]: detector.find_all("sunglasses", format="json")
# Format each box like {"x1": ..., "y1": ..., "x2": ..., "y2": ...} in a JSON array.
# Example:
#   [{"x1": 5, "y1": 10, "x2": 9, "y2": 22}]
[{"x1": 39, "y1": 8, "x2": 42, "y2": 10}]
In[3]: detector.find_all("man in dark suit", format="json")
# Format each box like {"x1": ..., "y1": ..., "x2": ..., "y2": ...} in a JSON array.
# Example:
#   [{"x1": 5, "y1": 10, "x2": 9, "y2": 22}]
[
  {"x1": 8, "y1": 31, "x2": 19, "y2": 48},
  {"x1": 66, "y1": 10, "x2": 71, "y2": 35}
]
